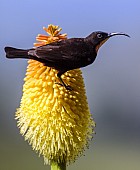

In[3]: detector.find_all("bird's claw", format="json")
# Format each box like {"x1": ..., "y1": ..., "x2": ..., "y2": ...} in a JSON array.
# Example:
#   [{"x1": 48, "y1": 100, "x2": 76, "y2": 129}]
[
  {"x1": 55, "y1": 82, "x2": 72, "y2": 91},
  {"x1": 65, "y1": 85, "x2": 73, "y2": 91}
]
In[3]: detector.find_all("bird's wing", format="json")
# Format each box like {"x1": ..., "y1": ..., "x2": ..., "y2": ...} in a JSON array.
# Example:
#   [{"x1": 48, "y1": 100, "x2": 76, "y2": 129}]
[{"x1": 30, "y1": 38, "x2": 89, "y2": 62}]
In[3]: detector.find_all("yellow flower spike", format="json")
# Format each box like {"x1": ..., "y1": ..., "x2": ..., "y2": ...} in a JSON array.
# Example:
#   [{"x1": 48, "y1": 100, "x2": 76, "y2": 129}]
[{"x1": 15, "y1": 24, "x2": 95, "y2": 169}]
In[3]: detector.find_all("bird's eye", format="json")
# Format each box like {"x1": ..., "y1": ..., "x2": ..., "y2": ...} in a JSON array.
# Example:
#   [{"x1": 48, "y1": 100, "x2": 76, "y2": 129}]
[{"x1": 97, "y1": 33, "x2": 102, "y2": 38}]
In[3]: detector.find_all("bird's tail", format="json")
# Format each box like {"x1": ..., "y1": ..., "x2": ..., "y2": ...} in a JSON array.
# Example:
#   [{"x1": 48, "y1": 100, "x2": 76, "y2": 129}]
[{"x1": 4, "y1": 47, "x2": 29, "y2": 59}]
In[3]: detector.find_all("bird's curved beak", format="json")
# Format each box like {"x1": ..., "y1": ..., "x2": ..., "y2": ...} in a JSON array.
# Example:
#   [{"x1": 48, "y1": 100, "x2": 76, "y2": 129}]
[
  {"x1": 95, "y1": 32, "x2": 130, "y2": 53},
  {"x1": 108, "y1": 32, "x2": 130, "y2": 38}
]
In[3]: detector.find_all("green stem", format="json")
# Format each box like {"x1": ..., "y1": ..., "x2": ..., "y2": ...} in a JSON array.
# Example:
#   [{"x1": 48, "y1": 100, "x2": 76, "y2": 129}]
[{"x1": 51, "y1": 161, "x2": 66, "y2": 170}]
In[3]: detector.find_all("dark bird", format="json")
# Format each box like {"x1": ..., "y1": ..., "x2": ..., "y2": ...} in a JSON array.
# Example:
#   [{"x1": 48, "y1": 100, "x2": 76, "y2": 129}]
[{"x1": 4, "y1": 31, "x2": 130, "y2": 90}]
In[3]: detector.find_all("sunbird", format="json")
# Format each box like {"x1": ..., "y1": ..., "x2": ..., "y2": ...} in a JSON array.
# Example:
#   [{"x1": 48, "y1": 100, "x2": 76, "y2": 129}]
[{"x1": 5, "y1": 31, "x2": 129, "y2": 90}]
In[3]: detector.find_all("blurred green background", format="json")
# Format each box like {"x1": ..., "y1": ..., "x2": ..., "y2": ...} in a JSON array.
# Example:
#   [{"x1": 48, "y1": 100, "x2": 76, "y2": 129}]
[{"x1": 1, "y1": 0, "x2": 140, "y2": 169}]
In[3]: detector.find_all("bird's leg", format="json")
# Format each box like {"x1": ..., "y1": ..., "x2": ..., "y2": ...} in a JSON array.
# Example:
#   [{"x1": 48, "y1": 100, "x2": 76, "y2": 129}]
[{"x1": 56, "y1": 71, "x2": 72, "y2": 91}]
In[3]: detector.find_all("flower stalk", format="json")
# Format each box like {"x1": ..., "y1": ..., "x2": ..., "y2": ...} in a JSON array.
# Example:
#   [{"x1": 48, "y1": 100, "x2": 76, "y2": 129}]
[{"x1": 51, "y1": 161, "x2": 66, "y2": 170}]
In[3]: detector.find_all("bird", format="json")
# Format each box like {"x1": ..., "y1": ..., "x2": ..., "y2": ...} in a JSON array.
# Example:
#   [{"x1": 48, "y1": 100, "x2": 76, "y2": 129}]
[{"x1": 4, "y1": 31, "x2": 130, "y2": 90}]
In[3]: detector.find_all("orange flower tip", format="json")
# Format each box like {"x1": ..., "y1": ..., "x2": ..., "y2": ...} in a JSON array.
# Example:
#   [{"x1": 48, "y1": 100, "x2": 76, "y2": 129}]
[
  {"x1": 59, "y1": 33, "x2": 67, "y2": 37},
  {"x1": 33, "y1": 43, "x2": 41, "y2": 47},
  {"x1": 36, "y1": 39, "x2": 46, "y2": 42},
  {"x1": 55, "y1": 28, "x2": 62, "y2": 33},
  {"x1": 37, "y1": 34, "x2": 46, "y2": 37},
  {"x1": 37, "y1": 34, "x2": 49, "y2": 38},
  {"x1": 43, "y1": 26, "x2": 47, "y2": 30},
  {"x1": 33, "y1": 42, "x2": 46, "y2": 47},
  {"x1": 33, "y1": 43, "x2": 37, "y2": 46}
]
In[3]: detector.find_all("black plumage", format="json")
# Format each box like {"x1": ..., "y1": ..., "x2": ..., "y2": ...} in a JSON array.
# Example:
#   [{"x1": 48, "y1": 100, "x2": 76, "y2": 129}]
[{"x1": 5, "y1": 31, "x2": 129, "y2": 90}]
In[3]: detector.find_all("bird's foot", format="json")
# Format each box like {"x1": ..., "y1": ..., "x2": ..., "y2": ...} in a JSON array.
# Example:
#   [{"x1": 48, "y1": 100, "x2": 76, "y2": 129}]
[
  {"x1": 65, "y1": 85, "x2": 73, "y2": 91},
  {"x1": 55, "y1": 82, "x2": 72, "y2": 91}
]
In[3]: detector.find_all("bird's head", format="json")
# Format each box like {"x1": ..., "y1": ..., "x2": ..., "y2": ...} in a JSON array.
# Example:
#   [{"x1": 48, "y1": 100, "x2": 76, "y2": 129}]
[{"x1": 86, "y1": 31, "x2": 130, "y2": 53}]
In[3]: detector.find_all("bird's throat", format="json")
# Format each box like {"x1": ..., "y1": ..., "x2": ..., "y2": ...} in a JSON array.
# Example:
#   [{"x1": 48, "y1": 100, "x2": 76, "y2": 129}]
[{"x1": 95, "y1": 38, "x2": 109, "y2": 53}]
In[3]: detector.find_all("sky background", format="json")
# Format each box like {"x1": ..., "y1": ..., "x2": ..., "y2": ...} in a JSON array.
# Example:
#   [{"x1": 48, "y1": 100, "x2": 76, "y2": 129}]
[{"x1": 0, "y1": 0, "x2": 140, "y2": 170}]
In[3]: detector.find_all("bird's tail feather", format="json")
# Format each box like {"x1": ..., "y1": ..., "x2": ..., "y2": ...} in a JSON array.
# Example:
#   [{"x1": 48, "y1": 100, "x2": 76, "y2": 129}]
[{"x1": 4, "y1": 47, "x2": 29, "y2": 59}]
